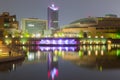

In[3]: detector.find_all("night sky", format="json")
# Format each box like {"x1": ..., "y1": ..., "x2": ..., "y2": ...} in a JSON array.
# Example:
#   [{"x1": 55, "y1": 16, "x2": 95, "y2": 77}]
[{"x1": 0, "y1": 0, "x2": 120, "y2": 26}]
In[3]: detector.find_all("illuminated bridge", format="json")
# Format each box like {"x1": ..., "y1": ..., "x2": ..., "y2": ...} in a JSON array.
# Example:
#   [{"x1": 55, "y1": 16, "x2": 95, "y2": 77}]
[{"x1": 8, "y1": 37, "x2": 108, "y2": 46}]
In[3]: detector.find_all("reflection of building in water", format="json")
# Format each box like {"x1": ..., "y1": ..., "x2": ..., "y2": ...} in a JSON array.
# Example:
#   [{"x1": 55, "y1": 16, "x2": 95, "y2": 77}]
[
  {"x1": 25, "y1": 51, "x2": 47, "y2": 63},
  {"x1": 60, "y1": 45, "x2": 120, "y2": 71},
  {"x1": 0, "y1": 59, "x2": 24, "y2": 72},
  {"x1": 47, "y1": 52, "x2": 58, "y2": 80},
  {"x1": 79, "y1": 45, "x2": 107, "y2": 56}
]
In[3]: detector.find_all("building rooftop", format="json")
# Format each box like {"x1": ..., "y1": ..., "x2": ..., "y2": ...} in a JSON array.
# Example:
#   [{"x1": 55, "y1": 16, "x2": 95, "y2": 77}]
[{"x1": 71, "y1": 17, "x2": 97, "y2": 24}]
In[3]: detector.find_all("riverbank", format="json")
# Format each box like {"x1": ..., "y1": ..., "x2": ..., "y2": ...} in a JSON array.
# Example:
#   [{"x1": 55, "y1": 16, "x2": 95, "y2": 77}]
[
  {"x1": 0, "y1": 54, "x2": 25, "y2": 63},
  {"x1": 0, "y1": 42, "x2": 25, "y2": 63}
]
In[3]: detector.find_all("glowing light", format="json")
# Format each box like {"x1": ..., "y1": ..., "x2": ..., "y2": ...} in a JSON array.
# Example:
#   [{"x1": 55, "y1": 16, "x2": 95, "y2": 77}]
[
  {"x1": 65, "y1": 47, "x2": 68, "y2": 51},
  {"x1": 38, "y1": 46, "x2": 76, "y2": 51},
  {"x1": 101, "y1": 36, "x2": 104, "y2": 38},
  {"x1": 62, "y1": 51, "x2": 65, "y2": 57},
  {"x1": 79, "y1": 51, "x2": 83, "y2": 57},
  {"x1": 53, "y1": 56, "x2": 58, "y2": 62},
  {"x1": 88, "y1": 36, "x2": 91, "y2": 38},
  {"x1": 107, "y1": 40, "x2": 111, "y2": 44},
  {"x1": 12, "y1": 64, "x2": 15, "y2": 70},
  {"x1": 51, "y1": 68, "x2": 58, "y2": 80},
  {"x1": 101, "y1": 50, "x2": 104, "y2": 56},
  {"x1": 58, "y1": 51, "x2": 62, "y2": 56},
  {"x1": 5, "y1": 35, "x2": 8, "y2": 38},
  {"x1": 20, "y1": 35, "x2": 23, "y2": 38},
  {"x1": 95, "y1": 36, "x2": 98, "y2": 38},
  {"x1": 28, "y1": 24, "x2": 34, "y2": 27},
  {"x1": 54, "y1": 50, "x2": 58, "y2": 55},
  {"x1": 58, "y1": 39, "x2": 62, "y2": 44},
  {"x1": 88, "y1": 50, "x2": 91, "y2": 56},
  {"x1": 107, "y1": 44, "x2": 111, "y2": 51},
  {"x1": 49, "y1": 3, "x2": 58, "y2": 11},
  {"x1": 54, "y1": 34, "x2": 58, "y2": 37},
  {"x1": 28, "y1": 53, "x2": 34, "y2": 61},
  {"x1": 65, "y1": 40, "x2": 69, "y2": 44},
  {"x1": 36, "y1": 51, "x2": 41, "y2": 59},
  {"x1": 12, "y1": 35, "x2": 15, "y2": 38},
  {"x1": 32, "y1": 34, "x2": 35, "y2": 38},
  {"x1": 117, "y1": 49, "x2": 120, "y2": 56},
  {"x1": 95, "y1": 50, "x2": 98, "y2": 56},
  {"x1": 58, "y1": 47, "x2": 62, "y2": 51},
  {"x1": 52, "y1": 40, "x2": 56, "y2": 44},
  {"x1": 35, "y1": 33, "x2": 41, "y2": 38},
  {"x1": 40, "y1": 39, "x2": 77, "y2": 45}
]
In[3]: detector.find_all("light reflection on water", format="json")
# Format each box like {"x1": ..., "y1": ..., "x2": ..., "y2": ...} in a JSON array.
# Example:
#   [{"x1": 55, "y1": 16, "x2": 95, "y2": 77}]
[{"x1": 1, "y1": 44, "x2": 120, "y2": 80}]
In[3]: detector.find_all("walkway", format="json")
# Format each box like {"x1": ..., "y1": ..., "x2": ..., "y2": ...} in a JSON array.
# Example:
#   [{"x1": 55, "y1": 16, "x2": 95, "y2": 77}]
[{"x1": 0, "y1": 41, "x2": 25, "y2": 62}]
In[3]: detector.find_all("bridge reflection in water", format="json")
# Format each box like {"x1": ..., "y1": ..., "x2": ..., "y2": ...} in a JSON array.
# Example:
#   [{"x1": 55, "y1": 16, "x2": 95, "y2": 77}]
[
  {"x1": 20, "y1": 44, "x2": 120, "y2": 71},
  {"x1": 1, "y1": 44, "x2": 120, "y2": 80}
]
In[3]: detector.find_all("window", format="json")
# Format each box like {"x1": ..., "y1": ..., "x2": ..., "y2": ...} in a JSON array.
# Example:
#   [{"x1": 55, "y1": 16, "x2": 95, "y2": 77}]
[
  {"x1": 4, "y1": 18, "x2": 9, "y2": 23},
  {"x1": 4, "y1": 23, "x2": 9, "y2": 27}
]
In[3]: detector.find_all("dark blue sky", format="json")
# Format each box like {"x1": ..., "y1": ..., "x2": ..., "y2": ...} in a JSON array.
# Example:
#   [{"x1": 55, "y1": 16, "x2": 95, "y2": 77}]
[{"x1": 0, "y1": 0, "x2": 120, "y2": 26}]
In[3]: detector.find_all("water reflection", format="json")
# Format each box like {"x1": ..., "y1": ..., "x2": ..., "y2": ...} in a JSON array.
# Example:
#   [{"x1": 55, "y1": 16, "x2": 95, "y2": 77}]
[
  {"x1": 25, "y1": 51, "x2": 47, "y2": 63},
  {"x1": 1, "y1": 44, "x2": 120, "y2": 74},
  {"x1": 0, "y1": 59, "x2": 24, "y2": 72},
  {"x1": 22, "y1": 44, "x2": 120, "y2": 71},
  {"x1": 47, "y1": 52, "x2": 58, "y2": 80}
]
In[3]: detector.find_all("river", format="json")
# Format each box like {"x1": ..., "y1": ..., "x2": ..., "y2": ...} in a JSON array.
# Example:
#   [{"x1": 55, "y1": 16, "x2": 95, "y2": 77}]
[{"x1": 0, "y1": 44, "x2": 120, "y2": 80}]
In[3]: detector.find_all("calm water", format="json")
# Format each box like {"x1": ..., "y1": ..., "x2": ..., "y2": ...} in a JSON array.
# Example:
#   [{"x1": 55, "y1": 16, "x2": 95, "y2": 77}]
[{"x1": 1, "y1": 45, "x2": 120, "y2": 80}]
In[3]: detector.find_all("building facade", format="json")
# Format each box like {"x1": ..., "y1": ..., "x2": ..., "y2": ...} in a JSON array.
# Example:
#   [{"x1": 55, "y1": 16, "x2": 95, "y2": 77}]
[
  {"x1": 48, "y1": 3, "x2": 59, "y2": 30},
  {"x1": 21, "y1": 18, "x2": 47, "y2": 36},
  {"x1": 58, "y1": 14, "x2": 120, "y2": 39},
  {"x1": 0, "y1": 12, "x2": 19, "y2": 37}
]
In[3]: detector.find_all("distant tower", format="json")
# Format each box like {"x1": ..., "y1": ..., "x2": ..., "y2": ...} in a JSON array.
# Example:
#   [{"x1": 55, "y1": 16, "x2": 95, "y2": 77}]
[{"x1": 48, "y1": 0, "x2": 59, "y2": 30}]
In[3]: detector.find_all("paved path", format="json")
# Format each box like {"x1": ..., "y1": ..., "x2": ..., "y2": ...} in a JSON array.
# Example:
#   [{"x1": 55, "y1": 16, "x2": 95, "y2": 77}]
[{"x1": 0, "y1": 42, "x2": 25, "y2": 62}]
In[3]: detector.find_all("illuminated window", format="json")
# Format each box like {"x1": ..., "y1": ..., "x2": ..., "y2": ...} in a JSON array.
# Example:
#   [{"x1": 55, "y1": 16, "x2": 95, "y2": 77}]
[
  {"x1": 4, "y1": 23, "x2": 9, "y2": 27},
  {"x1": 13, "y1": 18, "x2": 15, "y2": 21}
]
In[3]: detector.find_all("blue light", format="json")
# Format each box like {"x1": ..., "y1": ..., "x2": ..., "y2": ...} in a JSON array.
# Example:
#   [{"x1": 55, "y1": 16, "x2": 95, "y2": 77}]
[
  {"x1": 65, "y1": 40, "x2": 69, "y2": 44},
  {"x1": 52, "y1": 40, "x2": 56, "y2": 44},
  {"x1": 65, "y1": 47, "x2": 68, "y2": 51},
  {"x1": 58, "y1": 39, "x2": 63, "y2": 44},
  {"x1": 38, "y1": 46, "x2": 77, "y2": 51}
]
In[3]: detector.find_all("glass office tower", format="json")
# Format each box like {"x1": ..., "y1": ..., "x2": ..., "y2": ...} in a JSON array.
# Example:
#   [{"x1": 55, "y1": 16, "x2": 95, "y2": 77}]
[{"x1": 48, "y1": 3, "x2": 59, "y2": 30}]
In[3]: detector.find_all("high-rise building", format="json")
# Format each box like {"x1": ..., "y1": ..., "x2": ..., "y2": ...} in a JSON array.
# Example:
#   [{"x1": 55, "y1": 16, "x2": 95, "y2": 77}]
[
  {"x1": 21, "y1": 18, "x2": 47, "y2": 35},
  {"x1": 48, "y1": 2, "x2": 59, "y2": 30}
]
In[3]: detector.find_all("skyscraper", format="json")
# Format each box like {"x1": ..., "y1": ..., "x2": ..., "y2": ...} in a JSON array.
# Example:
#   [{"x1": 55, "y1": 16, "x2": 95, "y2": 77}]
[{"x1": 48, "y1": 1, "x2": 59, "y2": 30}]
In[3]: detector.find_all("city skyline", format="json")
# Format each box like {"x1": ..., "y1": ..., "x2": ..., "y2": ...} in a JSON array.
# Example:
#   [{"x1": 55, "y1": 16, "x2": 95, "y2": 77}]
[{"x1": 0, "y1": 0, "x2": 120, "y2": 26}]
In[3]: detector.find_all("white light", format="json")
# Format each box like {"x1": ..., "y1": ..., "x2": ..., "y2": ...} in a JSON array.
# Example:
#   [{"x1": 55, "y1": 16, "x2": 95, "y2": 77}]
[
  {"x1": 101, "y1": 50, "x2": 104, "y2": 56},
  {"x1": 95, "y1": 50, "x2": 98, "y2": 56},
  {"x1": 20, "y1": 35, "x2": 23, "y2": 38},
  {"x1": 12, "y1": 35, "x2": 15, "y2": 38},
  {"x1": 101, "y1": 36, "x2": 104, "y2": 38},
  {"x1": 95, "y1": 36, "x2": 98, "y2": 38},
  {"x1": 28, "y1": 53, "x2": 34, "y2": 61},
  {"x1": 88, "y1": 36, "x2": 91, "y2": 38},
  {"x1": 50, "y1": 3, "x2": 58, "y2": 10},
  {"x1": 5, "y1": 35, "x2": 8, "y2": 38},
  {"x1": 88, "y1": 51, "x2": 91, "y2": 56},
  {"x1": 35, "y1": 34, "x2": 41, "y2": 38},
  {"x1": 28, "y1": 24, "x2": 34, "y2": 27}
]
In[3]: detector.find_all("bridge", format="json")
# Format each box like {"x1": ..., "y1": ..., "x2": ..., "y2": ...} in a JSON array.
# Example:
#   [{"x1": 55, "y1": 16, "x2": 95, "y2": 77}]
[{"x1": 5, "y1": 37, "x2": 107, "y2": 46}]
